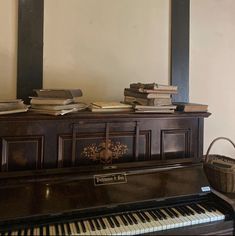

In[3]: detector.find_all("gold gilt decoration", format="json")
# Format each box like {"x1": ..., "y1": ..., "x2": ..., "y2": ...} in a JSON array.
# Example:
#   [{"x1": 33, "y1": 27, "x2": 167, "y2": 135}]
[{"x1": 82, "y1": 139, "x2": 128, "y2": 164}]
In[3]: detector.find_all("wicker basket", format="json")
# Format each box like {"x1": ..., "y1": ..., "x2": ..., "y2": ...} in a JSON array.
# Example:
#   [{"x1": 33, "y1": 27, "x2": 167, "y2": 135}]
[{"x1": 204, "y1": 137, "x2": 235, "y2": 193}]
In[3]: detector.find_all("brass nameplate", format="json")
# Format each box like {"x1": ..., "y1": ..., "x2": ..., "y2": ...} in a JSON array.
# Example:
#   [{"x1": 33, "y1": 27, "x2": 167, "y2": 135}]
[{"x1": 94, "y1": 173, "x2": 127, "y2": 186}]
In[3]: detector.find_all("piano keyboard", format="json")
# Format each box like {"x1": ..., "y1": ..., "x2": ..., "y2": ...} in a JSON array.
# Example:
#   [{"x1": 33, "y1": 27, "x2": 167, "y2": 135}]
[{"x1": 1, "y1": 202, "x2": 227, "y2": 236}]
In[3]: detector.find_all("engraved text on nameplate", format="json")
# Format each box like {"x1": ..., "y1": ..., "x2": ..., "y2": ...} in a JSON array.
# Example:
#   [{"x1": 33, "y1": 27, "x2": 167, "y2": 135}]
[{"x1": 94, "y1": 173, "x2": 127, "y2": 186}]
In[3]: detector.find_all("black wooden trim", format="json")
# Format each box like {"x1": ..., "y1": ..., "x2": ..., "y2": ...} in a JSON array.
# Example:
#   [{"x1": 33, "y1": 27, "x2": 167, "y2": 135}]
[
  {"x1": 171, "y1": 0, "x2": 190, "y2": 102},
  {"x1": 17, "y1": 0, "x2": 190, "y2": 102},
  {"x1": 17, "y1": 0, "x2": 44, "y2": 102}
]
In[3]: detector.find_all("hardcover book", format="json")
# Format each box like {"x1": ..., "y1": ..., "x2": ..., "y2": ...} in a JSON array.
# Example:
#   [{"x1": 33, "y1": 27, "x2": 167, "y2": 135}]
[
  {"x1": 124, "y1": 88, "x2": 176, "y2": 99},
  {"x1": 33, "y1": 89, "x2": 83, "y2": 99},
  {"x1": 174, "y1": 102, "x2": 208, "y2": 112},
  {"x1": 30, "y1": 97, "x2": 74, "y2": 105},
  {"x1": 130, "y1": 83, "x2": 177, "y2": 91}
]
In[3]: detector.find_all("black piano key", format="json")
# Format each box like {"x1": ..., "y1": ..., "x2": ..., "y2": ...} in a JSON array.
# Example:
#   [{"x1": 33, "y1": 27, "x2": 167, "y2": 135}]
[
  {"x1": 152, "y1": 209, "x2": 163, "y2": 220},
  {"x1": 175, "y1": 206, "x2": 186, "y2": 216},
  {"x1": 80, "y1": 220, "x2": 87, "y2": 233},
  {"x1": 106, "y1": 217, "x2": 115, "y2": 228},
  {"x1": 178, "y1": 206, "x2": 190, "y2": 216},
  {"x1": 185, "y1": 205, "x2": 195, "y2": 215},
  {"x1": 169, "y1": 208, "x2": 179, "y2": 217},
  {"x1": 60, "y1": 224, "x2": 66, "y2": 235},
  {"x1": 205, "y1": 202, "x2": 217, "y2": 211},
  {"x1": 128, "y1": 213, "x2": 138, "y2": 224},
  {"x1": 55, "y1": 224, "x2": 60, "y2": 236},
  {"x1": 181, "y1": 206, "x2": 192, "y2": 216},
  {"x1": 157, "y1": 209, "x2": 167, "y2": 219},
  {"x1": 30, "y1": 227, "x2": 34, "y2": 236},
  {"x1": 147, "y1": 210, "x2": 158, "y2": 220},
  {"x1": 141, "y1": 212, "x2": 151, "y2": 222},
  {"x1": 136, "y1": 212, "x2": 146, "y2": 223},
  {"x1": 124, "y1": 214, "x2": 134, "y2": 225},
  {"x1": 210, "y1": 202, "x2": 227, "y2": 214},
  {"x1": 119, "y1": 214, "x2": 129, "y2": 225},
  {"x1": 74, "y1": 222, "x2": 81, "y2": 234},
  {"x1": 98, "y1": 218, "x2": 106, "y2": 229},
  {"x1": 39, "y1": 227, "x2": 44, "y2": 236},
  {"x1": 164, "y1": 208, "x2": 175, "y2": 218},
  {"x1": 196, "y1": 204, "x2": 206, "y2": 213},
  {"x1": 23, "y1": 229, "x2": 27, "y2": 236},
  {"x1": 93, "y1": 218, "x2": 101, "y2": 230},
  {"x1": 200, "y1": 202, "x2": 213, "y2": 212},
  {"x1": 191, "y1": 204, "x2": 204, "y2": 213},
  {"x1": 88, "y1": 219, "x2": 95, "y2": 231},
  {"x1": 65, "y1": 223, "x2": 72, "y2": 235},
  {"x1": 46, "y1": 225, "x2": 50, "y2": 236},
  {"x1": 111, "y1": 216, "x2": 120, "y2": 227}
]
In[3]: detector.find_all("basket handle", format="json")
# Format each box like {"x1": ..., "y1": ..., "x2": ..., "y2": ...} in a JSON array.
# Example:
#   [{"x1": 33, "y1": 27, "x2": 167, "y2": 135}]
[{"x1": 205, "y1": 137, "x2": 235, "y2": 163}]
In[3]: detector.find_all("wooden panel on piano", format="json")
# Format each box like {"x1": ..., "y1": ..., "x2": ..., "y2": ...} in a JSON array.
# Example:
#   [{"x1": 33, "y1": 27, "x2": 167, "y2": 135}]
[
  {"x1": 1, "y1": 136, "x2": 43, "y2": 171},
  {"x1": 58, "y1": 131, "x2": 151, "y2": 167},
  {"x1": 161, "y1": 129, "x2": 191, "y2": 160},
  {"x1": 0, "y1": 112, "x2": 210, "y2": 172}
]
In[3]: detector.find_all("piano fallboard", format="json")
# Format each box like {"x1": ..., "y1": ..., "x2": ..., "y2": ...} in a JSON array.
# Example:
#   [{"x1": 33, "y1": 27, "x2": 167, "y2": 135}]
[{"x1": 0, "y1": 163, "x2": 234, "y2": 235}]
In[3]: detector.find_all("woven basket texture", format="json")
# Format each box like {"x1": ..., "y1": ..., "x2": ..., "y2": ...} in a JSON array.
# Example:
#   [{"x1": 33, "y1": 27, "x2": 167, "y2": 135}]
[{"x1": 203, "y1": 137, "x2": 235, "y2": 193}]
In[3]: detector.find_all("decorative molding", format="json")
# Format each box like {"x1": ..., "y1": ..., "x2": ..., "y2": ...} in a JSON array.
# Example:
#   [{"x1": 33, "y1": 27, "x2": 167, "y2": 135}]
[{"x1": 82, "y1": 139, "x2": 128, "y2": 164}]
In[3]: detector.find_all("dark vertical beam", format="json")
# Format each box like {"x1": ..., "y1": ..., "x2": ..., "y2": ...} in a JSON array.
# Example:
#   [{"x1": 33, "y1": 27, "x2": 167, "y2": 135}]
[
  {"x1": 17, "y1": 0, "x2": 44, "y2": 102},
  {"x1": 171, "y1": 0, "x2": 190, "y2": 102}
]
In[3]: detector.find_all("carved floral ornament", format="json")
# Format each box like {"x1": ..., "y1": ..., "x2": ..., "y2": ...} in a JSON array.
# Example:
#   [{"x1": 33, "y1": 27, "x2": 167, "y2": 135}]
[{"x1": 81, "y1": 139, "x2": 128, "y2": 164}]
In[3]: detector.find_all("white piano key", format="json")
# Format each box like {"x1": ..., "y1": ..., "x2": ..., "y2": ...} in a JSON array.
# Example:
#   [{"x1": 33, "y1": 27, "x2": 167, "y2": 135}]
[
  {"x1": 91, "y1": 219, "x2": 102, "y2": 236},
  {"x1": 49, "y1": 225, "x2": 56, "y2": 236},
  {"x1": 187, "y1": 206, "x2": 210, "y2": 224},
  {"x1": 172, "y1": 208, "x2": 192, "y2": 227},
  {"x1": 69, "y1": 223, "x2": 77, "y2": 235},
  {"x1": 63, "y1": 224, "x2": 69, "y2": 236},
  {"x1": 83, "y1": 220, "x2": 93, "y2": 235},
  {"x1": 127, "y1": 213, "x2": 145, "y2": 235},
  {"x1": 161, "y1": 209, "x2": 179, "y2": 229},
  {"x1": 197, "y1": 204, "x2": 224, "y2": 222},
  {"x1": 144, "y1": 211, "x2": 164, "y2": 231},
  {"x1": 115, "y1": 215, "x2": 133, "y2": 235},
  {"x1": 132, "y1": 212, "x2": 154, "y2": 234},
  {"x1": 57, "y1": 224, "x2": 63, "y2": 236},
  {"x1": 103, "y1": 217, "x2": 116, "y2": 235},
  {"x1": 42, "y1": 226, "x2": 47, "y2": 236},
  {"x1": 10, "y1": 231, "x2": 18, "y2": 236}
]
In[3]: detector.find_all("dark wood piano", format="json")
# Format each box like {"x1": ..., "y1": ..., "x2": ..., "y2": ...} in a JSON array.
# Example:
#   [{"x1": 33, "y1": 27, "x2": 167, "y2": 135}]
[{"x1": 0, "y1": 111, "x2": 234, "y2": 235}]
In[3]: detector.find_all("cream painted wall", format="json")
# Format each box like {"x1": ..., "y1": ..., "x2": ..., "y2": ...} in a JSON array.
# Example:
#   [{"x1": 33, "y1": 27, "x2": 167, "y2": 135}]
[
  {"x1": 43, "y1": 0, "x2": 170, "y2": 102},
  {"x1": 190, "y1": 0, "x2": 235, "y2": 156},
  {"x1": 0, "y1": 0, "x2": 17, "y2": 99}
]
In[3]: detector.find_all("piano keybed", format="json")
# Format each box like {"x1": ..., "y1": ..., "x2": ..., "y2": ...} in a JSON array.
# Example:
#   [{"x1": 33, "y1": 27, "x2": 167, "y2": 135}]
[{"x1": 1, "y1": 200, "x2": 230, "y2": 236}]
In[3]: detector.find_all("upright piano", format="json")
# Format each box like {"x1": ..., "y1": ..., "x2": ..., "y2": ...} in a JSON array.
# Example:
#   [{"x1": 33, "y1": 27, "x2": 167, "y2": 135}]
[
  {"x1": 0, "y1": 112, "x2": 234, "y2": 235},
  {"x1": 0, "y1": 163, "x2": 234, "y2": 235}
]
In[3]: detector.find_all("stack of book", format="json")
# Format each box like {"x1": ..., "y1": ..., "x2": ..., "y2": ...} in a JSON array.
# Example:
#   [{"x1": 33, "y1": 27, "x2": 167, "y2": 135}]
[
  {"x1": 89, "y1": 102, "x2": 133, "y2": 112},
  {"x1": 0, "y1": 99, "x2": 28, "y2": 115},
  {"x1": 124, "y1": 83, "x2": 177, "y2": 113},
  {"x1": 29, "y1": 89, "x2": 87, "y2": 115}
]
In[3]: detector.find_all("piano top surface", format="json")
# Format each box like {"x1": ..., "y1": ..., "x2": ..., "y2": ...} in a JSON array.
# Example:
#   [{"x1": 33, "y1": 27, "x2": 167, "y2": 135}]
[{"x1": 0, "y1": 163, "x2": 210, "y2": 222}]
